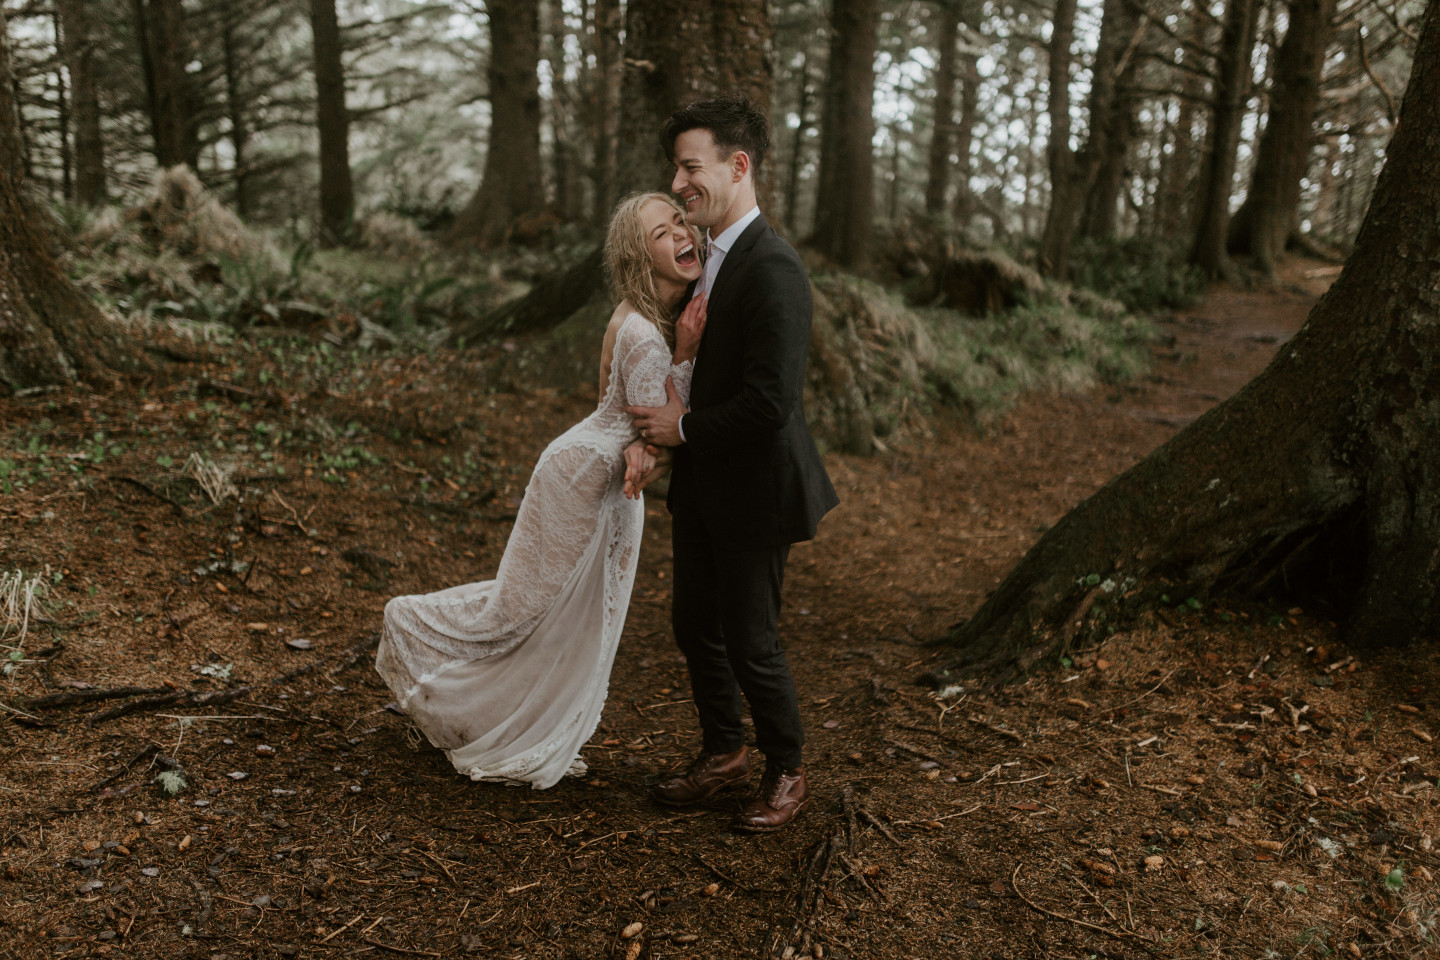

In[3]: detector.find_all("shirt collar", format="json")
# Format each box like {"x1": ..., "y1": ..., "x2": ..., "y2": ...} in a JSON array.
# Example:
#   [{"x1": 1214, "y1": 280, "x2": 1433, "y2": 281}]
[{"x1": 706, "y1": 205, "x2": 761, "y2": 256}]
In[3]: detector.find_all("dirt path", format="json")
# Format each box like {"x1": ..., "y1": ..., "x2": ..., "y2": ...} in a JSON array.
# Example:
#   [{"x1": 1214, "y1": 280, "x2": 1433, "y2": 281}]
[{"x1": 3, "y1": 258, "x2": 1437, "y2": 960}]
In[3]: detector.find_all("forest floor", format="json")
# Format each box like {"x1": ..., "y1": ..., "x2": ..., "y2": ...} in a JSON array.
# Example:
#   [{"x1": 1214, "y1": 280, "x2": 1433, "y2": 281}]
[{"x1": 2, "y1": 255, "x2": 1438, "y2": 960}]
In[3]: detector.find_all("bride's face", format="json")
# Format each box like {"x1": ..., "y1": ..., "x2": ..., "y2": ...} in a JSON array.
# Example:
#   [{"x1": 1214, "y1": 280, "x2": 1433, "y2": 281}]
[{"x1": 642, "y1": 199, "x2": 702, "y2": 290}]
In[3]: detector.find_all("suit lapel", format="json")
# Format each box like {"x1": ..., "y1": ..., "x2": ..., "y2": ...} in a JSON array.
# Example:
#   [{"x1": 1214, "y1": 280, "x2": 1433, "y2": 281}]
[{"x1": 708, "y1": 214, "x2": 768, "y2": 302}]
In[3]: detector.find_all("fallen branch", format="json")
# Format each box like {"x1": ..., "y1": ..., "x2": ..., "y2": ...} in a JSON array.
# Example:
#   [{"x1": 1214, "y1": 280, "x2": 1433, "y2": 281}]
[{"x1": 25, "y1": 685, "x2": 174, "y2": 711}]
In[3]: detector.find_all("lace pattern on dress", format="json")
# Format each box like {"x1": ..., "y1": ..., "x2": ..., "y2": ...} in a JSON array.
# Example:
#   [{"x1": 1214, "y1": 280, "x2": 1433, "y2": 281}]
[{"x1": 375, "y1": 313, "x2": 687, "y2": 788}]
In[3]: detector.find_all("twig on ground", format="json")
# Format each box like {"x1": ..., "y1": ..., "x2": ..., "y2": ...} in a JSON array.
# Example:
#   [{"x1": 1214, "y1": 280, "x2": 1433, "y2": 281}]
[
  {"x1": 0, "y1": 699, "x2": 44, "y2": 722},
  {"x1": 968, "y1": 715, "x2": 1025, "y2": 743},
  {"x1": 1104, "y1": 670, "x2": 1177, "y2": 712},
  {"x1": 1011, "y1": 863, "x2": 1150, "y2": 944},
  {"x1": 858, "y1": 809, "x2": 903, "y2": 846},
  {"x1": 362, "y1": 938, "x2": 441, "y2": 957},
  {"x1": 89, "y1": 743, "x2": 161, "y2": 792},
  {"x1": 108, "y1": 476, "x2": 187, "y2": 515}
]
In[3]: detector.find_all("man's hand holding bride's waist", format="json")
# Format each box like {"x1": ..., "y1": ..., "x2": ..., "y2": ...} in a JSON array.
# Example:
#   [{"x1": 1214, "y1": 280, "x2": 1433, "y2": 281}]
[{"x1": 623, "y1": 439, "x2": 673, "y2": 500}]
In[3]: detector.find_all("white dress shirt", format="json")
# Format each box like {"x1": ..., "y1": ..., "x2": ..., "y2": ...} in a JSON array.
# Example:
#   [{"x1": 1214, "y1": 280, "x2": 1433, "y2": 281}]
[{"x1": 678, "y1": 205, "x2": 761, "y2": 443}]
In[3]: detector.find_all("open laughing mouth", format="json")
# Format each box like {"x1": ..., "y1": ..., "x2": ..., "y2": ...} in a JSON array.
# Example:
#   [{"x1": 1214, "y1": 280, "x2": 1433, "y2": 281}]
[{"x1": 675, "y1": 242, "x2": 697, "y2": 267}]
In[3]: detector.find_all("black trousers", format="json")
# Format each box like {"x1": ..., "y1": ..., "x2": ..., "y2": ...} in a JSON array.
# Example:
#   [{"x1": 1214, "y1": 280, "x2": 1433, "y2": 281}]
[{"x1": 670, "y1": 508, "x2": 804, "y2": 769}]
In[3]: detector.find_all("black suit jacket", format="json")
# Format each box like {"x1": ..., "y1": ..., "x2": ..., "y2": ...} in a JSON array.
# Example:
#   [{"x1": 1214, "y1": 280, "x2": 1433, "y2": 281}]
[{"x1": 667, "y1": 214, "x2": 839, "y2": 550}]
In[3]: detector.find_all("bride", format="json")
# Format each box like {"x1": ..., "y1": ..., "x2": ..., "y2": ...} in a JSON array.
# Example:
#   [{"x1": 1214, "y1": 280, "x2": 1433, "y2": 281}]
[{"x1": 375, "y1": 192, "x2": 705, "y2": 788}]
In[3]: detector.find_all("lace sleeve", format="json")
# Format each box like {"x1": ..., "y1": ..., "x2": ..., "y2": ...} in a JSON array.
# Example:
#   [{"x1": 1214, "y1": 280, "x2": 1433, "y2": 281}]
[{"x1": 616, "y1": 314, "x2": 692, "y2": 407}]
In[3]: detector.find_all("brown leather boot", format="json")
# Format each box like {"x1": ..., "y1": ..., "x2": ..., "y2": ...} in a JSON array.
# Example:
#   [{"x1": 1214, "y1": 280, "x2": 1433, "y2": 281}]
[
  {"x1": 732, "y1": 763, "x2": 808, "y2": 833},
  {"x1": 650, "y1": 746, "x2": 750, "y2": 806}
]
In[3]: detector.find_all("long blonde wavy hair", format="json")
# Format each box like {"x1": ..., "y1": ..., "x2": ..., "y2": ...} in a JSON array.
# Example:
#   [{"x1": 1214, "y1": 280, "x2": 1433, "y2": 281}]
[{"x1": 603, "y1": 192, "x2": 701, "y2": 349}]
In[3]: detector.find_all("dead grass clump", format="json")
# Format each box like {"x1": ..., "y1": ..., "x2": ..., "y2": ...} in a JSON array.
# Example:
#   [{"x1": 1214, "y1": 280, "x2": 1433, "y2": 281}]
[
  {"x1": 135, "y1": 166, "x2": 282, "y2": 269},
  {"x1": 807, "y1": 273, "x2": 1154, "y2": 454},
  {"x1": 356, "y1": 212, "x2": 436, "y2": 262}
]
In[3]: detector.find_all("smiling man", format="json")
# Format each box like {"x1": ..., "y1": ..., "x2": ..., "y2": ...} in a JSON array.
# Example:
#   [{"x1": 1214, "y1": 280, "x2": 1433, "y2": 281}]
[{"x1": 626, "y1": 96, "x2": 838, "y2": 833}]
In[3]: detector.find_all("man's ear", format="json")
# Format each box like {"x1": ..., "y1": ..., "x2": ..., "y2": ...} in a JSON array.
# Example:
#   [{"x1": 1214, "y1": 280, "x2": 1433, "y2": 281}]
[{"x1": 731, "y1": 150, "x2": 751, "y2": 183}]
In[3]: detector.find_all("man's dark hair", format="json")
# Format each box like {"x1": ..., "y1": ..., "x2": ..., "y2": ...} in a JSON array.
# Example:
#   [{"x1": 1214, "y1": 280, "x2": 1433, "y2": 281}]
[{"x1": 661, "y1": 95, "x2": 770, "y2": 176}]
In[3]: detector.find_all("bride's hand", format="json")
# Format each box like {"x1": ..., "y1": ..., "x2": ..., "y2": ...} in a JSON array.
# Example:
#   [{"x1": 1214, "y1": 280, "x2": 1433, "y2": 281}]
[
  {"x1": 672, "y1": 294, "x2": 707, "y2": 364},
  {"x1": 623, "y1": 440, "x2": 670, "y2": 499}
]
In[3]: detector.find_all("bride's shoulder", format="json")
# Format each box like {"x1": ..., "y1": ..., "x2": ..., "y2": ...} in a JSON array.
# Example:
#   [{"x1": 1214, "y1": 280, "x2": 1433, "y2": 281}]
[{"x1": 609, "y1": 303, "x2": 658, "y2": 338}]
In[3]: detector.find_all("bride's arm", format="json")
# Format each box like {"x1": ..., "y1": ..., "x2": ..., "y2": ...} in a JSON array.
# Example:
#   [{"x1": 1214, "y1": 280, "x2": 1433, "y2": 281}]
[{"x1": 618, "y1": 315, "x2": 689, "y2": 409}]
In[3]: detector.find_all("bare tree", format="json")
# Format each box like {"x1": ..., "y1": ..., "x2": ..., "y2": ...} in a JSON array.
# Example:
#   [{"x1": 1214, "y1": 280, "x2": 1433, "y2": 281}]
[
  {"x1": 56, "y1": 0, "x2": 106, "y2": 205},
  {"x1": 1190, "y1": 0, "x2": 1260, "y2": 279},
  {"x1": 1228, "y1": 0, "x2": 1337, "y2": 274},
  {"x1": 311, "y1": 0, "x2": 354, "y2": 244},
  {"x1": 811, "y1": 0, "x2": 879, "y2": 271},
  {"x1": 447, "y1": 0, "x2": 545, "y2": 248}
]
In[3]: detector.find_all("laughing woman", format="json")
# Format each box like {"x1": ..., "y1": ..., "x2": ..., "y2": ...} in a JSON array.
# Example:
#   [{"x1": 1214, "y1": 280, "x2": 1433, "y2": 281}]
[{"x1": 376, "y1": 192, "x2": 706, "y2": 787}]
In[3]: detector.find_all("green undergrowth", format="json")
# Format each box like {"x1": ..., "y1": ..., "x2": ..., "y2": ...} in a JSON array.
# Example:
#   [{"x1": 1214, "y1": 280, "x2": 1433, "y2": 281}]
[
  {"x1": 804, "y1": 273, "x2": 1156, "y2": 453},
  {"x1": 1067, "y1": 236, "x2": 1207, "y2": 313},
  {"x1": 57, "y1": 171, "x2": 511, "y2": 344}
]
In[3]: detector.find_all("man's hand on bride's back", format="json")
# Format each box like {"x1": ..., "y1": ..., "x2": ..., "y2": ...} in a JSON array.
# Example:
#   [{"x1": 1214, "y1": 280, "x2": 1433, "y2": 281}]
[{"x1": 673, "y1": 294, "x2": 707, "y2": 364}]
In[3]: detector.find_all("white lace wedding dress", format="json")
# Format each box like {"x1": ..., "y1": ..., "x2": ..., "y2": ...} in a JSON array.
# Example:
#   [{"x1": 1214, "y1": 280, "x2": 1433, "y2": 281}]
[{"x1": 376, "y1": 312, "x2": 692, "y2": 788}]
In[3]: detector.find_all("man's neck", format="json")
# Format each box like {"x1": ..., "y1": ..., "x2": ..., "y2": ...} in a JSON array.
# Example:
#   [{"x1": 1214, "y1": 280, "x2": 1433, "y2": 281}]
[{"x1": 710, "y1": 187, "x2": 759, "y2": 238}]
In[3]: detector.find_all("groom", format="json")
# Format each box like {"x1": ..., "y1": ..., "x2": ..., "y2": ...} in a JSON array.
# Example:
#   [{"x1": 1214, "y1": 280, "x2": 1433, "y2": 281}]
[{"x1": 627, "y1": 96, "x2": 838, "y2": 833}]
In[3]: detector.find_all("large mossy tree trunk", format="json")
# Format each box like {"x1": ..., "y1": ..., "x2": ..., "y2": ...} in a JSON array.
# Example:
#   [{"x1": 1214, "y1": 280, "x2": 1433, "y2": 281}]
[
  {"x1": 0, "y1": 12, "x2": 144, "y2": 392},
  {"x1": 1227, "y1": 0, "x2": 1335, "y2": 276},
  {"x1": 311, "y1": 0, "x2": 354, "y2": 246},
  {"x1": 615, "y1": 0, "x2": 773, "y2": 200},
  {"x1": 447, "y1": 0, "x2": 545, "y2": 249},
  {"x1": 811, "y1": 0, "x2": 879, "y2": 272},
  {"x1": 941, "y1": 0, "x2": 1440, "y2": 677}
]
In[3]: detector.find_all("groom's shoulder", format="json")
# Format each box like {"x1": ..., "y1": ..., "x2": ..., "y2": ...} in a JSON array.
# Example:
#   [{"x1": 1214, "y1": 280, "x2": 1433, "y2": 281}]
[{"x1": 749, "y1": 220, "x2": 808, "y2": 275}]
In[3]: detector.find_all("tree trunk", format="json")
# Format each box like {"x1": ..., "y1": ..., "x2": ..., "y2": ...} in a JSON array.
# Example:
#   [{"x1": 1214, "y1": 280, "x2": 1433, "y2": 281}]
[
  {"x1": 811, "y1": 0, "x2": 878, "y2": 272},
  {"x1": 544, "y1": 0, "x2": 574, "y2": 215},
  {"x1": 1036, "y1": 0, "x2": 1079, "y2": 277},
  {"x1": 53, "y1": 8, "x2": 73, "y2": 201},
  {"x1": 1227, "y1": 0, "x2": 1335, "y2": 275},
  {"x1": 784, "y1": 51, "x2": 813, "y2": 233},
  {"x1": 924, "y1": 0, "x2": 961, "y2": 215},
  {"x1": 1190, "y1": 0, "x2": 1260, "y2": 280},
  {"x1": 1078, "y1": 0, "x2": 1144, "y2": 239},
  {"x1": 614, "y1": 0, "x2": 774, "y2": 201},
  {"x1": 311, "y1": 0, "x2": 353, "y2": 245},
  {"x1": 587, "y1": 0, "x2": 620, "y2": 225},
  {"x1": 221, "y1": 9, "x2": 250, "y2": 218},
  {"x1": 57, "y1": 0, "x2": 105, "y2": 205},
  {"x1": 136, "y1": 0, "x2": 200, "y2": 170},
  {"x1": 1154, "y1": 2, "x2": 1210, "y2": 239},
  {"x1": 0, "y1": 11, "x2": 144, "y2": 392},
  {"x1": 447, "y1": 0, "x2": 544, "y2": 248},
  {"x1": 939, "y1": 0, "x2": 1440, "y2": 676},
  {"x1": 952, "y1": 2, "x2": 980, "y2": 228}
]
